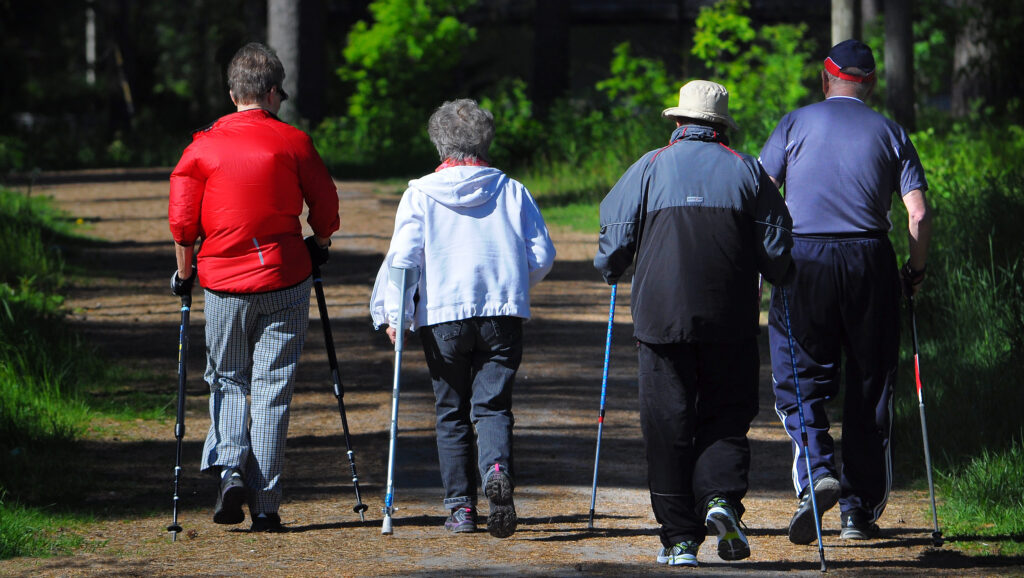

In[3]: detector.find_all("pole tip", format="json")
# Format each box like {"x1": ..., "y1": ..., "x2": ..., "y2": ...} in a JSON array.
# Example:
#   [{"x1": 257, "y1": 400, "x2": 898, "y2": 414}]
[{"x1": 382, "y1": 516, "x2": 393, "y2": 535}]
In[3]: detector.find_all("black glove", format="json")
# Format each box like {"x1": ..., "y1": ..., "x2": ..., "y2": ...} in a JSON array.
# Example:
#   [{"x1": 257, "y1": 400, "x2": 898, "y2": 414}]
[
  {"x1": 305, "y1": 236, "x2": 330, "y2": 268},
  {"x1": 171, "y1": 266, "x2": 197, "y2": 296},
  {"x1": 900, "y1": 260, "x2": 926, "y2": 298}
]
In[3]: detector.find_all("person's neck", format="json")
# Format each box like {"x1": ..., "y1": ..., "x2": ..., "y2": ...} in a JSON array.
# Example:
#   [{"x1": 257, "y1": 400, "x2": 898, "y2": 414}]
[{"x1": 236, "y1": 103, "x2": 265, "y2": 112}]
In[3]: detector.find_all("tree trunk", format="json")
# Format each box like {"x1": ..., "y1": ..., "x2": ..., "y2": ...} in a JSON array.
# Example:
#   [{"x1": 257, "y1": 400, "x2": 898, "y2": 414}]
[
  {"x1": 298, "y1": 0, "x2": 326, "y2": 125},
  {"x1": 832, "y1": 0, "x2": 858, "y2": 45},
  {"x1": 884, "y1": 0, "x2": 915, "y2": 131},
  {"x1": 268, "y1": 0, "x2": 300, "y2": 123},
  {"x1": 951, "y1": 0, "x2": 991, "y2": 117},
  {"x1": 861, "y1": 0, "x2": 882, "y2": 31}
]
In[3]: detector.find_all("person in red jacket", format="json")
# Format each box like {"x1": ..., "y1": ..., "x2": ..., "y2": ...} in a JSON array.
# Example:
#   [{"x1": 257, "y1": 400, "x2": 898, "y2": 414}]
[{"x1": 168, "y1": 42, "x2": 340, "y2": 533}]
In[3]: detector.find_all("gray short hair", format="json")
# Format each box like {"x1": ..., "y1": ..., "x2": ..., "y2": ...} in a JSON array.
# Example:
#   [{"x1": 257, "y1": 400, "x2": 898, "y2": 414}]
[
  {"x1": 825, "y1": 69, "x2": 873, "y2": 100},
  {"x1": 428, "y1": 99, "x2": 495, "y2": 162},
  {"x1": 227, "y1": 42, "x2": 285, "y2": 104}
]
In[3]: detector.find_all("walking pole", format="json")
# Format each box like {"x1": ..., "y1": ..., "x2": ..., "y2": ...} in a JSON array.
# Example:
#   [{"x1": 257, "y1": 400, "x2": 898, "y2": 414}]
[
  {"x1": 780, "y1": 287, "x2": 828, "y2": 573},
  {"x1": 587, "y1": 284, "x2": 617, "y2": 529},
  {"x1": 167, "y1": 293, "x2": 191, "y2": 541},
  {"x1": 312, "y1": 265, "x2": 369, "y2": 522},
  {"x1": 907, "y1": 294, "x2": 944, "y2": 547},
  {"x1": 382, "y1": 266, "x2": 419, "y2": 535}
]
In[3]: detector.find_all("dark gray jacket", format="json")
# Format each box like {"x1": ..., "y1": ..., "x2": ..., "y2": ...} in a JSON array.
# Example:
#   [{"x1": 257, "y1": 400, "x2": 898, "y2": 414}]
[{"x1": 594, "y1": 125, "x2": 793, "y2": 344}]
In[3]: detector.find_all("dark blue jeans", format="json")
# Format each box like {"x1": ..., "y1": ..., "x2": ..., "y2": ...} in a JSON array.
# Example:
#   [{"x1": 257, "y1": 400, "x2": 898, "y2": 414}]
[{"x1": 419, "y1": 316, "x2": 523, "y2": 510}]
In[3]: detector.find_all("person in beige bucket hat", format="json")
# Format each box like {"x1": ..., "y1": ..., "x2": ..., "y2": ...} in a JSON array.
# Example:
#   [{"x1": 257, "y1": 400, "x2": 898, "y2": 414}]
[
  {"x1": 595, "y1": 80, "x2": 794, "y2": 567},
  {"x1": 662, "y1": 80, "x2": 739, "y2": 132}
]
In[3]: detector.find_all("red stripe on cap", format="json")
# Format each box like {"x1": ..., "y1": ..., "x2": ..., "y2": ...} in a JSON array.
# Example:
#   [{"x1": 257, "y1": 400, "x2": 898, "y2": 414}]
[{"x1": 824, "y1": 57, "x2": 875, "y2": 83}]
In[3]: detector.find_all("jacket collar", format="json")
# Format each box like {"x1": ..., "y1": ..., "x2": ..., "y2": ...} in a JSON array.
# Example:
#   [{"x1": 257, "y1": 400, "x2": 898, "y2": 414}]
[{"x1": 670, "y1": 124, "x2": 729, "y2": 146}]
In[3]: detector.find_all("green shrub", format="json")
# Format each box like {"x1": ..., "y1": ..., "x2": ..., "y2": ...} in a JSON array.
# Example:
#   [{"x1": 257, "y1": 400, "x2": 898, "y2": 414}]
[
  {"x1": 690, "y1": 0, "x2": 817, "y2": 153},
  {"x1": 319, "y1": 0, "x2": 477, "y2": 173}
]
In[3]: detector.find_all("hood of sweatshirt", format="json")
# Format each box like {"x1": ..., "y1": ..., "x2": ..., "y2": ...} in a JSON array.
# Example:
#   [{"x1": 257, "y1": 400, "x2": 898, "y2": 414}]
[{"x1": 407, "y1": 166, "x2": 505, "y2": 209}]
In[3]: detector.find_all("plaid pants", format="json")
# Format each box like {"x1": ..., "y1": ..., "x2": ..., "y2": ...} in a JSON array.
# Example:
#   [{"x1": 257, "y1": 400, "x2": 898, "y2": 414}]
[{"x1": 200, "y1": 277, "x2": 312, "y2": 515}]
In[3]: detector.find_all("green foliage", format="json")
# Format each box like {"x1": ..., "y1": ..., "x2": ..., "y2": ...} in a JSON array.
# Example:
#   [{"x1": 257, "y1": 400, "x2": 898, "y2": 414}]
[
  {"x1": 322, "y1": 0, "x2": 478, "y2": 171},
  {"x1": 478, "y1": 78, "x2": 544, "y2": 170},
  {"x1": 690, "y1": 0, "x2": 816, "y2": 152}
]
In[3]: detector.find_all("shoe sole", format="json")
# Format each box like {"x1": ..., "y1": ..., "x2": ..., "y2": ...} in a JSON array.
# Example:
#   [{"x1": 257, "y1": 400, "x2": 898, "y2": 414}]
[
  {"x1": 706, "y1": 511, "x2": 750, "y2": 561},
  {"x1": 485, "y1": 472, "x2": 516, "y2": 538},
  {"x1": 213, "y1": 485, "x2": 246, "y2": 525},
  {"x1": 788, "y1": 478, "x2": 840, "y2": 545}
]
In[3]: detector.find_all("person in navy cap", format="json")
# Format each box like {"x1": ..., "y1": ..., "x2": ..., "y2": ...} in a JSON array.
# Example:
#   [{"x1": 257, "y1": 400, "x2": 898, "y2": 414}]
[{"x1": 759, "y1": 39, "x2": 933, "y2": 544}]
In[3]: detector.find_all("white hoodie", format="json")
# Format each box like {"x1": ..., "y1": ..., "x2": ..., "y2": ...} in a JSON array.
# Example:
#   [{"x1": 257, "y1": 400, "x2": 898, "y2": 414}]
[{"x1": 370, "y1": 165, "x2": 556, "y2": 331}]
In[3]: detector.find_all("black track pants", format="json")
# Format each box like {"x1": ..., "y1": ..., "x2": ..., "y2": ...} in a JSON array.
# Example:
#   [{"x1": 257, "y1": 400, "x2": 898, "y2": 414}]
[{"x1": 638, "y1": 339, "x2": 759, "y2": 547}]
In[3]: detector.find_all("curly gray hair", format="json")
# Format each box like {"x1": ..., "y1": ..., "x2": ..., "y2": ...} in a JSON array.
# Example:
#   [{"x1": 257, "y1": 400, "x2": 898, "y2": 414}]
[
  {"x1": 428, "y1": 99, "x2": 495, "y2": 162},
  {"x1": 227, "y1": 42, "x2": 285, "y2": 104}
]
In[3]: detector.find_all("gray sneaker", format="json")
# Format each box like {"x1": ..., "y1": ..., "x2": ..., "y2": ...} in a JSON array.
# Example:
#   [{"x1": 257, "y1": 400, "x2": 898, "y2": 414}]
[
  {"x1": 444, "y1": 506, "x2": 477, "y2": 533},
  {"x1": 788, "y1": 475, "x2": 840, "y2": 544},
  {"x1": 656, "y1": 540, "x2": 699, "y2": 567},
  {"x1": 484, "y1": 464, "x2": 517, "y2": 538},
  {"x1": 705, "y1": 497, "x2": 750, "y2": 561},
  {"x1": 839, "y1": 510, "x2": 880, "y2": 540}
]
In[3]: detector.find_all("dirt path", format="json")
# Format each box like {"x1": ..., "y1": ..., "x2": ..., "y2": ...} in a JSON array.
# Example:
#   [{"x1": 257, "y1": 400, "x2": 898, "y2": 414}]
[{"x1": 0, "y1": 178, "x2": 1014, "y2": 576}]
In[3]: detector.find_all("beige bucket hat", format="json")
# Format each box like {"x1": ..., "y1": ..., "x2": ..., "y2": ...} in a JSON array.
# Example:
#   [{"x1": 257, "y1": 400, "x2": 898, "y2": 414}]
[{"x1": 662, "y1": 80, "x2": 739, "y2": 131}]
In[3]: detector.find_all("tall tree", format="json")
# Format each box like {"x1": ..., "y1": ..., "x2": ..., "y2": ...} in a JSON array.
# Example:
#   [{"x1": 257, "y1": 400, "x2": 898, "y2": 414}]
[
  {"x1": 832, "y1": 0, "x2": 858, "y2": 44},
  {"x1": 268, "y1": 0, "x2": 299, "y2": 122},
  {"x1": 951, "y1": 0, "x2": 991, "y2": 117},
  {"x1": 884, "y1": 0, "x2": 915, "y2": 130}
]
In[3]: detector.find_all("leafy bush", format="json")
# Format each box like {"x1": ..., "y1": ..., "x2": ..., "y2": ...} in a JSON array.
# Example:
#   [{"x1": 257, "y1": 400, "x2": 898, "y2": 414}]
[
  {"x1": 317, "y1": 0, "x2": 478, "y2": 173},
  {"x1": 690, "y1": 0, "x2": 817, "y2": 152}
]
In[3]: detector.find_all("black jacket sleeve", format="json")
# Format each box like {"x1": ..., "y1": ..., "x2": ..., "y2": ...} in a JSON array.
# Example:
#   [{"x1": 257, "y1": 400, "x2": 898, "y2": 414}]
[
  {"x1": 594, "y1": 155, "x2": 650, "y2": 285},
  {"x1": 752, "y1": 164, "x2": 794, "y2": 285}
]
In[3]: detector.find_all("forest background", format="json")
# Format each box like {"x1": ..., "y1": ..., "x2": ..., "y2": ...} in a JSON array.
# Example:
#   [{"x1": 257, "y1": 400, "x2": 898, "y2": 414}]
[{"x1": 0, "y1": 0, "x2": 1022, "y2": 560}]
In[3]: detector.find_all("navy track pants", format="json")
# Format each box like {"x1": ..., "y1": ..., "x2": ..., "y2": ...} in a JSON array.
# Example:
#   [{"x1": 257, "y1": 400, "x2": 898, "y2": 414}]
[{"x1": 769, "y1": 234, "x2": 899, "y2": 523}]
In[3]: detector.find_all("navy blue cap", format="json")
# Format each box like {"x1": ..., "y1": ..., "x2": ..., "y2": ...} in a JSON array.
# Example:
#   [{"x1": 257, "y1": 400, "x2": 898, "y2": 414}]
[{"x1": 824, "y1": 39, "x2": 876, "y2": 83}]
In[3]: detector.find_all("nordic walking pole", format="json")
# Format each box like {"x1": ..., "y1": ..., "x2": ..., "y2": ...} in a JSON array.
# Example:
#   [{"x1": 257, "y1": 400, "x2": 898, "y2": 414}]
[
  {"x1": 382, "y1": 266, "x2": 419, "y2": 535},
  {"x1": 312, "y1": 265, "x2": 369, "y2": 522},
  {"x1": 907, "y1": 294, "x2": 943, "y2": 547},
  {"x1": 167, "y1": 293, "x2": 191, "y2": 542},
  {"x1": 587, "y1": 284, "x2": 617, "y2": 529},
  {"x1": 781, "y1": 287, "x2": 828, "y2": 572}
]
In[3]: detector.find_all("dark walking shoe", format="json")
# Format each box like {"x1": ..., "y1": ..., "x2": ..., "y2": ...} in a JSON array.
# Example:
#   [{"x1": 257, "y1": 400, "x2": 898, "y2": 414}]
[
  {"x1": 484, "y1": 464, "x2": 517, "y2": 538},
  {"x1": 705, "y1": 497, "x2": 750, "y2": 561},
  {"x1": 213, "y1": 467, "x2": 246, "y2": 525},
  {"x1": 250, "y1": 512, "x2": 284, "y2": 533},
  {"x1": 840, "y1": 510, "x2": 880, "y2": 540},
  {"x1": 444, "y1": 505, "x2": 477, "y2": 533},
  {"x1": 788, "y1": 475, "x2": 840, "y2": 544}
]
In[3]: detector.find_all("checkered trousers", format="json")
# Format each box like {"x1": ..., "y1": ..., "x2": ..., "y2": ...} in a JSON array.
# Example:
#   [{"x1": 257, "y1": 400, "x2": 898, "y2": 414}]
[{"x1": 200, "y1": 277, "x2": 312, "y2": 515}]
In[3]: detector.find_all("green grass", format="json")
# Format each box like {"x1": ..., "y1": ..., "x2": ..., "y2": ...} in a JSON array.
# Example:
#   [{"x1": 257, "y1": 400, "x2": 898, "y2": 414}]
[
  {"x1": 0, "y1": 186, "x2": 178, "y2": 560},
  {"x1": 537, "y1": 200, "x2": 601, "y2": 232},
  {"x1": 0, "y1": 494, "x2": 88, "y2": 559},
  {"x1": 937, "y1": 444, "x2": 1024, "y2": 555}
]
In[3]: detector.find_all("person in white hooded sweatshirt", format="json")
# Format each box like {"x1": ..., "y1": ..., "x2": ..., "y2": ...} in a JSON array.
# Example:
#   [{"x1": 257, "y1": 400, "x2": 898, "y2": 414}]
[{"x1": 371, "y1": 99, "x2": 555, "y2": 538}]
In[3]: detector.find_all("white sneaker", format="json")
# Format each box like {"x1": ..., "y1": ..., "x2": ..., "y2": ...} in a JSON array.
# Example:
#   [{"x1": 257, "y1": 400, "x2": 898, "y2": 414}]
[{"x1": 656, "y1": 540, "x2": 699, "y2": 566}]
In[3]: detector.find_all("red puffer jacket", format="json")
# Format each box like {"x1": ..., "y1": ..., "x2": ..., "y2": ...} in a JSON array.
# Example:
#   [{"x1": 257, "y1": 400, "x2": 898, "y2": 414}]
[{"x1": 169, "y1": 109, "x2": 340, "y2": 293}]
